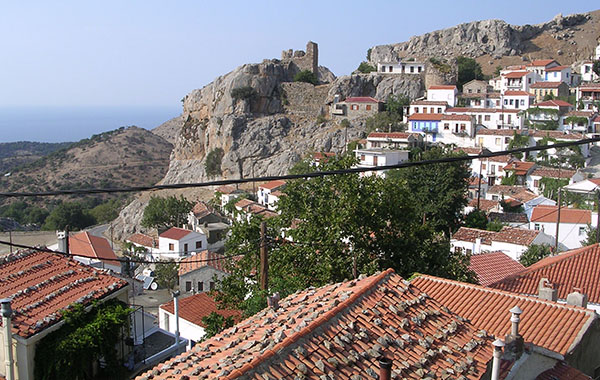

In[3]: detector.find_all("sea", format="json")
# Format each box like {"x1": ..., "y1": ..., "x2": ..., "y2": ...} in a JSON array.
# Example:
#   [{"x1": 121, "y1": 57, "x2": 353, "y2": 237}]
[{"x1": 0, "y1": 105, "x2": 181, "y2": 143}]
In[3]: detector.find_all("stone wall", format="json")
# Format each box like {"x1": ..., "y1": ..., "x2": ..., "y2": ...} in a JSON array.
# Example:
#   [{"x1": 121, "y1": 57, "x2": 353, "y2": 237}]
[
  {"x1": 281, "y1": 82, "x2": 328, "y2": 117},
  {"x1": 281, "y1": 41, "x2": 319, "y2": 74}
]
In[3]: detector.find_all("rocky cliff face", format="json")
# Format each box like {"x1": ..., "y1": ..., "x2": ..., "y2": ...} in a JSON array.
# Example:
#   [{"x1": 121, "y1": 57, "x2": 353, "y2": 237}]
[{"x1": 369, "y1": 11, "x2": 597, "y2": 67}]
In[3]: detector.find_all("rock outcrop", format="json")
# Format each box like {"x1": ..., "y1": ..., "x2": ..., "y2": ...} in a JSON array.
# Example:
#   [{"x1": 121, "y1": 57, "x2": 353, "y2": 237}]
[{"x1": 151, "y1": 115, "x2": 184, "y2": 145}]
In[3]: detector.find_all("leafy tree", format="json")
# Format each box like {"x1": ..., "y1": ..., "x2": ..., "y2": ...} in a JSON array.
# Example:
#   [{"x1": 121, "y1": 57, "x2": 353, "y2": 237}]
[
  {"x1": 205, "y1": 148, "x2": 225, "y2": 178},
  {"x1": 494, "y1": 65, "x2": 503, "y2": 77},
  {"x1": 42, "y1": 202, "x2": 96, "y2": 231},
  {"x1": 357, "y1": 62, "x2": 376, "y2": 73},
  {"x1": 141, "y1": 195, "x2": 193, "y2": 230},
  {"x1": 464, "y1": 209, "x2": 488, "y2": 230},
  {"x1": 153, "y1": 260, "x2": 179, "y2": 290},
  {"x1": 456, "y1": 56, "x2": 483, "y2": 90},
  {"x1": 501, "y1": 174, "x2": 518, "y2": 186},
  {"x1": 593, "y1": 61, "x2": 600, "y2": 77},
  {"x1": 507, "y1": 131, "x2": 530, "y2": 159},
  {"x1": 543, "y1": 93, "x2": 555, "y2": 101},
  {"x1": 88, "y1": 199, "x2": 122, "y2": 224},
  {"x1": 293, "y1": 70, "x2": 318, "y2": 85},
  {"x1": 364, "y1": 94, "x2": 409, "y2": 133},
  {"x1": 580, "y1": 224, "x2": 599, "y2": 247},
  {"x1": 519, "y1": 244, "x2": 552, "y2": 267},
  {"x1": 231, "y1": 86, "x2": 256, "y2": 102},
  {"x1": 385, "y1": 94, "x2": 410, "y2": 119},
  {"x1": 539, "y1": 177, "x2": 569, "y2": 201},
  {"x1": 366, "y1": 48, "x2": 372, "y2": 61},
  {"x1": 201, "y1": 312, "x2": 235, "y2": 339},
  {"x1": 486, "y1": 218, "x2": 505, "y2": 232}
]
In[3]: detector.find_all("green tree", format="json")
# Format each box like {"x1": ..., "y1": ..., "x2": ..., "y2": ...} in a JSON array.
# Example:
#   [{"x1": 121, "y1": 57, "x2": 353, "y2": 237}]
[
  {"x1": 456, "y1": 56, "x2": 483, "y2": 90},
  {"x1": 580, "y1": 224, "x2": 598, "y2": 247},
  {"x1": 293, "y1": 70, "x2": 318, "y2": 85},
  {"x1": 141, "y1": 195, "x2": 193, "y2": 230},
  {"x1": 486, "y1": 218, "x2": 505, "y2": 232},
  {"x1": 494, "y1": 65, "x2": 503, "y2": 77},
  {"x1": 507, "y1": 131, "x2": 530, "y2": 159},
  {"x1": 519, "y1": 244, "x2": 552, "y2": 267},
  {"x1": 464, "y1": 209, "x2": 488, "y2": 230},
  {"x1": 205, "y1": 147, "x2": 225, "y2": 178},
  {"x1": 357, "y1": 62, "x2": 376, "y2": 73},
  {"x1": 543, "y1": 93, "x2": 555, "y2": 101},
  {"x1": 88, "y1": 199, "x2": 122, "y2": 224},
  {"x1": 153, "y1": 260, "x2": 179, "y2": 289},
  {"x1": 201, "y1": 312, "x2": 235, "y2": 339},
  {"x1": 42, "y1": 202, "x2": 96, "y2": 231},
  {"x1": 593, "y1": 61, "x2": 600, "y2": 77},
  {"x1": 231, "y1": 86, "x2": 256, "y2": 102}
]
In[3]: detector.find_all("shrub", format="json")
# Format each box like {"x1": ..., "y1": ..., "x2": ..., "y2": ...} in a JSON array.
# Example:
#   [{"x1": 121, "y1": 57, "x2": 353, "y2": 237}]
[
  {"x1": 357, "y1": 62, "x2": 376, "y2": 73},
  {"x1": 231, "y1": 86, "x2": 256, "y2": 102},
  {"x1": 316, "y1": 113, "x2": 327, "y2": 124},
  {"x1": 294, "y1": 70, "x2": 318, "y2": 85},
  {"x1": 205, "y1": 148, "x2": 225, "y2": 178}
]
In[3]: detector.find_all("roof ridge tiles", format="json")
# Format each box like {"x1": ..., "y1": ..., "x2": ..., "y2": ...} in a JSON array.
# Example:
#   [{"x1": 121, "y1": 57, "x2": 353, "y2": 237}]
[{"x1": 223, "y1": 268, "x2": 395, "y2": 379}]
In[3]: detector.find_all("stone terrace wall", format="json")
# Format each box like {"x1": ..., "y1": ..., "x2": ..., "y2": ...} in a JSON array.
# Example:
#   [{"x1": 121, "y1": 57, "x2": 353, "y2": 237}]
[{"x1": 281, "y1": 82, "x2": 329, "y2": 117}]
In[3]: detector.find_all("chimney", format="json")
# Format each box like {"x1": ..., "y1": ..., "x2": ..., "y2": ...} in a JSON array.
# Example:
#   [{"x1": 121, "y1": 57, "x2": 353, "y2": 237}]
[
  {"x1": 538, "y1": 278, "x2": 557, "y2": 302},
  {"x1": 172, "y1": 290, "x2": 181, "y2": 346},
  {"x1": 504, "y1": 306, "x2": 524, "y2": 359},
  {"x1": 475, "y1": 238, "x2": 482, "y2": 253},
  {"x1": 267, "y1": 292, "x2": 280, "y2": 311},
  {"x1": 566, "y1": 288, "x2": 588, "y2": 308},
  {"x1": 57, "y1": 231, "x2": 67, "y2": 253},
  {"x1": 333, "y1": 94, "x2": 340, "y2": 104},
  {"x1": 1, "y1": 298, "x2": 15, "y2": 380},
  {"x1": 491, "y1": 339, "x2": 505, "y2": 380},
  {"x1": 378, "y1": 357, "x2": 392, "y2": 380}
]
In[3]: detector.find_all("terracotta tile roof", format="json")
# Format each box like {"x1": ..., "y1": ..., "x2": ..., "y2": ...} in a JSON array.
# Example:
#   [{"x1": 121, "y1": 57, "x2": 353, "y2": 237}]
[
  {"x1": 487, "y1": 212, "x2": 528, "y2": 224},
  {"x1": 488, "y1": 155, "x2": 514, "y2": 163},
  {"x1": 137, "y1": 269, "x2": 494, "y2": 380},
  {"x1": 594, "y1": 115, "x2": 600, "y2": 123},
  {"x1": 178, "y1": 250, "x2": 228, "y2": 276},
  {"x1": 235, "y1": 198, "x2": 255, "y2": 208},
  {"x1": 160, "y1": 293, "x2": 241, "y2": 328},
  {"x1": 407, "y1": 113, "x2": 444, "y2": 121},
  {"x1": 503, "y1": 90, "x2": 532, "y2": 96},
  {"x1": 0, "y1": 250, "x2": 127, "y2": 338},
  {"x1": 468, "y1": 199, "x2": 500, "y2": 212},
  {"x1": 192, "y1": 201, "x2": 216, "y2": 218},
  {"x1": 545, "y1": 65, "x2": 570, "y2": 72},
  {"x1": 530, "y1": 205, "x2": 591, "y2": 224},
  {"x1": 487, "y1": 185, "x2": 538, "y2": 203},
  {"x1": 469, "y1": 251, "x2": 525, "y2": 286},
  {"x1": 535, "y1": 361, "x2": 591, "y2": 380},
  {"x1": 530, "y1": 167, "x2": 576, "y2": 179},
  {"x1": 270, "y1": 190, "x2": 285, "y2": 197},
  {"x1": 476, "y1": 129, "x2": 521, "y2": 136},
  {"x1": 503, "y1": 71, "x2": 529, "y2": 78},
  {"x1": 411, "y1": 275, "x2": 596, "y2": 356},
  {"x1": 493, "y1": 226, "x2": 540, "y2": 246},
  {"x1": 368, "y1": 132, "x2": 412, "y2": 140},
  {"x1": 259, "y1": 180, "x2": 286, "y2": 190},
  {"x1": 311, "y1": 152, "x2": 336, "y2": 160},
  {"x1": 344, "y1": 96, "x2": 380, "y2": 103},
  {"x1": 428, "y1": 85, "x2": 457, "y2": 90},
  {"x1": 126, "y1": 233, "x2": 158, "y2": 248},
  {"x1": 69, "y1": 231, "x2": 119, "y2": 264},
  {"x1": 535, "y1": 99, "x2": 572, "y2": 108},
  {"x1": 455, "y1": 147, "x2": 486, "y2": 155},
  {"x1": 453, "y1": 227, "x2": 496, "y2": 245},
  {"x1": 531, "y1": 130, "x2": 584, "y2": 140},
  {"x1": 410, "y1": 100, "x2": 448, "y2": 106},
  {"x1": 441, "y1": 114, "x2": 472, "y2": 121},
  {"x1": 503, "y1": 161, "x2": 535, "y2": 176},
  {"x1": 159, "y1": 227, "x2": 193, "y2": 240},
  {"x1": 490, "y1": 244, "x2": 600, "y2": 304},
  {"x1": 578, "y1": 83, "x2": 600, "y2": 90},
  {"x1": 468, "y1": 177, "x2": 487, "y2": 186},
  {"x1": 215, "y1": 185, "x2": 239, "y2": 195},
  {"x1": 530, "y1": 81, "x2": 564, "y2": 89},
  {"x1": 565, "y1": 110, "x2": 594, "y2": 118},
  {"x1": 529, "y1": 59, "x2": 558, "y2": 67}
]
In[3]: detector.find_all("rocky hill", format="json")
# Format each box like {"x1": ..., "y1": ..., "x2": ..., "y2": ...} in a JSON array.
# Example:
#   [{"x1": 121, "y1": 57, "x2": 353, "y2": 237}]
[
  {"x1": 0, "y1": 141, "x2": 73, "y2": 175},
  {"x1": 151, "y1": 115, "x2": 184, "y2": 145},
  {"x1": 0, "y1": 126, "x2": 173, "y2": 206},
  {"x1": 370, "y1": 9, "x2": 600, "y2": 75}
]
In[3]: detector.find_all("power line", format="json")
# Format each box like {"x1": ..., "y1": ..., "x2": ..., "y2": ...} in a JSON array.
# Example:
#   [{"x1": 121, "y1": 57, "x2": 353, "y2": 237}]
[{"x1": 1, "y1": 137, "x2": 598, "y2": 198}]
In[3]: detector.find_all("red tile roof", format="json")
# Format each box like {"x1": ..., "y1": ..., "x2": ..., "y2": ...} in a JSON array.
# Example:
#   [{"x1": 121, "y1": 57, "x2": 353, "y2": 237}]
[
  {"x1": 311, "y1": 152, "x2": 336, "y2": 160},
  {"x1": 69, "y1": 231, "x2": 119, "y2": 264},
  {"x1": 532, "y1": 130, "x2": 584, "y2": 140},
  {"x1": 565, "y1": 110, "x2": 594, "y2": 118},
  {"x1": 468, "y1": 199, "x2": 500, "y2": 212},
  {"x1": 487, "y1": 155, "x2": 514, "y2": 163},
  {"x1": 452, "y1": 227, "x2": 496, "y2": 245},
  {"x1": 407, "y1": 113, "x2": 444, "y2": 121},
  {"x1": 469, "y1": 251, "x2": 525, "y2": 286},
  {"x1": 487, "y1": 185, "x2": 538, "y2": 203},
  {"x1": 368, "y1": 132, "x2": 412, "y2": 140},
  {"x1": 545, "y1": 65, "x2": 570, "y2": 72},
  {"x1": 159, "y1": 227, "x2": 194, "y2": 240},
  {"x1": 530, "y1": 81, "x2": 564, "y2": 89},
  {"x1": 503, "y1": 91, "x2": 532, "y2": 96},
  {"x1": 530, "y1": 167, "x2": 576, "y2": 179},
  {"x1": 503, "y1": 161, "x2": 535, "y2": 176},
  {"x1": 191, "y1": 201, "x2": 216, "y2": 218},
  {"x1": 344, "y1": 96, "x2": 380, "y2": 103},
  {"x1": 490, "y1": 245, "x2": 600, "y2": 304},
  {"x1": 235, "y1": 198, "x2": 255, "y2": 209},
  {"x1": 476, "y1": 129, "x2": 521, "y2": 136},
  {"x1": 126, "y1": 233, "x2": 158, "y2": 248},
  {"x1": 493, "y1": 226, "x2": 540, "y2": 246},
  {"x1": 441, "y1": 114, "x2": 472, "y2": 121},
  {"x1": 455, "y1": 147, "x2": 486, "y2": 155},
  {"x1": 503, "y1": 71, "x2": 529, "y2": 78},
  {"x1": 535, "y1": 99, "x2": 572, "y2": 108},
  {"x1": 428, "y1": 85, "x2": 457, "y2": 90},
  {"x1": 137, "y1": 269, "x2": 494, "y2": 379},
  {"x1": 215, "y1": 185, "x2": 239, "y2": 195},
  {"x1": 160, "y1": 293, "x2": 241, "y2": 328},
  {"x1": 529, "y1": 59, "x2": 558, "y2": 67},
  {"x1": 410, "y1": 100, "x2": 448, "y2": 106},
  {"x1": 530, "y1": 205, "x2": 591, "y2": 224},
  {"x1": 0, "y1": 250, "x2": 127, "y2": 338},
  {"x1": 536, "y1": 361, "x2": 591, "y2": 380},
  {"x1": 411, "y1": 275, "x2": 596, "y2": 356},
  {"x1": 178, "y1": 250, "x2": 228, "y2": 275},
  {"x1": 259, "y1": 180, "x2": 286, "y2": 190}
]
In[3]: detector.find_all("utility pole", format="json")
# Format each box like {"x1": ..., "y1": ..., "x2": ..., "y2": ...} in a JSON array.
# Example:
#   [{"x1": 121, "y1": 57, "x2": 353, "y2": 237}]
[
  {"x1": 596, "y1": 190, "x2": 600, "y2": 244},
  {"x1": 554, "y1": 189, "x2": 561, "y2": 253},
  {"x1": 8, "y1": 230, "x2": 12, "y2": 254},
  {"x1": 259, "y1": 221, "x2": 268, "y2": 291},
  {"x1": 110, "y1": 223, "x2": 114, "y2": 250},
  {"x1": 65, "y1": 226, "x2": 70, "y2": 256},
  {"x1": 477, "y1": 159, "x2": 483, "y2": 210}
]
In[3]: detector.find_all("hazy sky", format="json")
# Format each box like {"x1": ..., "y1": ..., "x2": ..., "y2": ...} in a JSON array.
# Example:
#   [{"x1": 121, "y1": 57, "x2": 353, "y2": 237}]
[{"x1": 1, "y1": 1, "x2": 597, "y2": 108}]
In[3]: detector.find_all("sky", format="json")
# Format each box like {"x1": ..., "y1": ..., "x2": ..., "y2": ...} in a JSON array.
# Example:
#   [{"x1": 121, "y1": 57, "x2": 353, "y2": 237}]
[{"x1": 0, "y1": 1, "x2": 597, "y2": 141}]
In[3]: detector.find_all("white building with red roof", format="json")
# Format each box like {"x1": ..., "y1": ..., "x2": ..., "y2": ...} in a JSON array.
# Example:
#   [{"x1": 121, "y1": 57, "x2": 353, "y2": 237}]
[
  {"x1": 408, "y1": 100, "x2": 448, "y2": 115},
  {"x1": 214, "y1": 185, "x2": 244, "y2": 211},
  {"x1": 475, "y1": 128, "x2": 524, "y2": 152},
  {"x1": 257, "y1": 180, "x2": 286, "y2": 211},
  {"x1": 544, "y1": 65, "x2": 573, "y2": 84},
  {"x1": 500, "y1": 70, "x2": 536, "y2": 93},
  {"x1": 376, "y1": 59, "x2": 424, "y2": 74},
  {"x1": 526, "y1": 167, "x2": 580, "y2": 195},
  {"x1": 446, "y1": 107, "x2": 524, "y2": 130},
  {"x1": 331, "y1": 96, "x2": 383, "y2": 118},
  {"x1": 365, "y1": 132, "x2": 423, "y2": 150},
  {"x1": 64, "y1": 231, "x2": 121, "y2": 273},
  {"x1": 529, "y1": 205, "x2": 597, "y2": 250},
  {"x1": 468, "y1": 251, "x2": 525, "y2": 286},
  {"x1": 158, "y1": 227, "x2": 207, "y2": 260},
  {"x1": 529, "y1": 81, "x2": 570, "y2": 102},
  {"x1": 502, "y1": 90, "x2": 535, "y2": 110},
  {"x1": 526, "y1": 59, "x2": 560, "y2": 78},
  {"x1": 576, "y1": 83, "x2": 600, "y2": 111},
  {"x1": 426, "y1": 85, "x2": 458, "y2": 107},
  {"x1": 581, "y1": 61, "x2": 599, "y2": 83},
  {"x1": 178, "y1": 250, "x2": 229, "y2": 294},
  {"x1": 559, "y1": 110, "x2": 597, "y2": 133}
]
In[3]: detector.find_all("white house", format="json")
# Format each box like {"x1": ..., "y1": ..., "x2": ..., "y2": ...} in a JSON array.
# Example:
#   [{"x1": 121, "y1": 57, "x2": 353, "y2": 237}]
[
  {"x1": 409, "y1": 100, "x2": 448, "y2": 115},
  {"x1": 354, "y1": 148, "x2": 409, "y2": 177},
  {"x1": 446, "y1": 107, "x2": 523, "y2": 130},
  {"x1": 475, "y1": 128, "x2": 521, "y2": 152},
  {"x1": 526, "y1": 167, "x2": 578, "y2": 195},
  {"x1": 500, "y1": 70, "x2": 536, "y2": 93},
  {"x1": 426, "y1": 85, "x2": 458, "y2": 107},
  {"x1": 159, "y1": 293, "x2": 240, "y2": 343},
  {"x1": 377, "y1": 60, "x2": 425, "y2": 74},
  {"x1": 575, "y1": 84, "x2": 600, "y2": 112},
  {"x1": 580, "y1": 61, "x2": 598, "y2": 83},
  {"x1": 436, "y1": 114, "x2": 476, "y2": 147},
  {"x1": 559, "y1": 111, "x2": 597, "y2": 133},
  {"x1": 158, "y1": 227, "x2": 208, "y2": 260},
  {"x1": 529, "y1": 205, "x2": 596, "y2": 250},
  {"x1": 526, "y1": 59, "x2": 560, "y2": 79},
  {"x1": 407, "y1": 113, "x2": 443, "y2": 143},
  {"x1": 214, "y1": 185, "x2": 244, "y2": 211},
  {"x1": 544, "y1": 65, "x2": 572, "y2": 84},
  {"x1": 126, "y1": 233, "x2": 159, "y2": 256},
  {"x1": 563, "y1": 177, "x2": 600, "y2": 194},
  {"x1": 365, "y1": 132, "x2": 423, "y2": 150},
  {"x1": 502, "y1": 91, "x2": 535, "y2": 111},
  {"x1": 257, "y1": 180, "x2": 286, "y2": 208},
  {"x1": 530, "y1": 130, "x2": 589, "y2": 160}
]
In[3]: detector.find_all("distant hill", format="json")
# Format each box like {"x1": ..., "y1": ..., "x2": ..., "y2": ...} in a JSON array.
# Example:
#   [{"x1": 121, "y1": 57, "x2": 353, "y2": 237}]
[
  {"x1": 0, "y1": 141, "x2": 73, "y2": 174},
  {"x1": 151, "y1": 115, "x2": 183, "y2": 145},
  {"x1": 369, "y1": 9, "x2": 600, "y2": 76},
  {"x1": 0, "y1": 126, "x2": 173, "y2": 206}
]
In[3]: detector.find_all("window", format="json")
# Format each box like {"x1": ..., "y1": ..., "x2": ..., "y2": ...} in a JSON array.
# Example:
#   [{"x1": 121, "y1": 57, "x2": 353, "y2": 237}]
[
  {"x1": 535, "y1": 224, "x2": 540, "y2": 230},
  {"x1": 509, "y1": 99, "x2": 514, "y2": 105},
  {"x1": 579, "y1": 227, "x2": 585, "y2": 236},
  {"x1": 492, "y1": 195, "x2": 499, "y2": 201},
  {"x1": 414, "y1": 107, "x2": 419, "y2": 113},
  {"x1": 505, "y1": 137, "x2": 510, "y2": 144},
  {"x1": 209, "y1": 281, "x2": 215, "y2": 290},
  {"x1": 373, "y1": 156, "x2": 378, "y2": 166},
  {"x1": 496, "y1": 100, "x2": 500, "y2": 106},
  {"x1": 495, "y1": 138, "x2": 501, "y2": 146},
  {"x1": 196, "y1": 241, "x2": 202, "y2": 249},
  {"x1": 507, "y1": 115, "x2": 512, "y2": 123},
  {"x1": 360, "y1": 154, "x2": 365, "y2": 161},
  {"x1": 466, "y1": 249, "x2": 472, "y2": 255},
  {"x1": 410, "y1": 66, "x2": 414, "y2": 73},
  {"x1": 185, "y1": 281, "x2": 192, "y2": 291},
  {"x1": 198, "y1": 282, "x2": 204, "y2": 292},
  {"x1": 430, "y1": 107, "x2": 434, "y2": 113},
  {"x1": 351, "y1": 104, "x2": 359, "y2": 110},
  {"x1": 484, "y1": 115, "x2": 491, "y2": 121},
  {"x1": 437, "y1": 108, "x2": 442, "y2": 113},
  {"x1": 389, "y1": 66, "x2": 393, "y2": 72},
  {"x1": 381, "y1": 66, "x2": 385, "y2": 72},
  {"x1": 366, "y1": 105, "x2": 372, "y2": 111},
  {"x1": 460, "y1": 124, "x2": 466, "y2": 131},
  {"x1": 533, "y1": 179, "x2": 539, "y2": 187},
  {"x1": 520, "y1": 99, "x2": 524, "y2": 106},
  {"x1": 468, "y1": 89, "x2": 472, "y2": 93},
  {"x1": 528, "y1": 78, "x2": 531, "y2": 84},
  {"x1": 444, "y1": 123, "x2": 449, "y2": 130},
  {"x1": 168, "y1": 243, "x2": 174, "y2": 251},
  {"x1": 477, "y1": 89, "x2": 481, "y2": 93},
  {"x1": 504, "y1": 99, "x2": 508, "y2": 105},
  {"x1": 184, "y1": 243, "x2": 188, "y2": 254},
  {"x1": 418, "y1": 66, "x2": 422, "y2": 73}
]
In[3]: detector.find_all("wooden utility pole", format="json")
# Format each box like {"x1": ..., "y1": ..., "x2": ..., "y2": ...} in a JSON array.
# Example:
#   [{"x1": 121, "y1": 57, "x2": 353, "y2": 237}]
[
  {"x1": 554, "y1": 190, "x2": 561, "y2": 253},
  {"x1": 65, "y1": 226, "x2": 70, "y2": 255},
  {"x1": 477, "y1": 159, "x2": 483, "y2": 210},
  {"x1": 259, "y1": 221, "x2": 268, "y2": 291},
  {"x1": 8, "y1": 230, "x2": 12, "y2": 254},
  {"x1": 596, "y1": 190, "x2": 600, "y2": 244}
]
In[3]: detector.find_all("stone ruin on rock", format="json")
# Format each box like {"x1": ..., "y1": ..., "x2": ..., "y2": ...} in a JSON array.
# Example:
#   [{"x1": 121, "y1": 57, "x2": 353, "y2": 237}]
[{"x1": 281, "y1": 41, "x2": 319, "y2": 74}]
